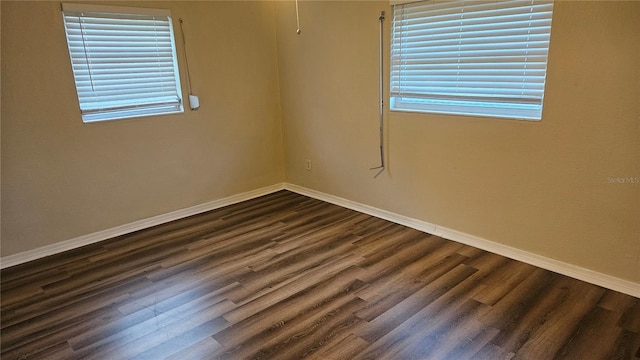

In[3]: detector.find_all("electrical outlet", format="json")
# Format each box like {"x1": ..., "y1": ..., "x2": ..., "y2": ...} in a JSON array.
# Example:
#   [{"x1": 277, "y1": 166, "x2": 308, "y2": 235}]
[{"x1": 305, "y1": 159, "x2": 312, "y2": 171}]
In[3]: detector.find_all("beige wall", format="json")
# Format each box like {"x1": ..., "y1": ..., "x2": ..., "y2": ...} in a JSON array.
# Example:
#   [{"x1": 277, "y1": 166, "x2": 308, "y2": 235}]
[
  {"x1": 2, "y1": 0, "x2": 639, "y2": 285},
  {"x1": 1, "y1": 1, "x2": 284, "y2": 256},
  {"x1": 275, "y1": 1, "x2": 640, "y2": 283}
]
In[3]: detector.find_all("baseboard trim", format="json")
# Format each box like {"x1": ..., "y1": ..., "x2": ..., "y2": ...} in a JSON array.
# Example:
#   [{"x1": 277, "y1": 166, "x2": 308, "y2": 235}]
[
  {"x1": 2, "y1": 182, "x2": 637, "y2": 298},
  {"x1": 284, "y1": 183, "x2": 640, "y2": 298},
  {"x1": 0, "y1": 183, "x2": 286, "y2": 269}
]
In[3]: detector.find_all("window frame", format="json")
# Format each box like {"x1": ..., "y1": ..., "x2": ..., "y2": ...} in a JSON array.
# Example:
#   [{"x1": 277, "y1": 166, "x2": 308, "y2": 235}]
[
  {"x1": 61, "y1": 3, "x2": 184, "y2": 123},
  {"x1": 390, "y1": 0, "x2": 554, "y2": 121}
]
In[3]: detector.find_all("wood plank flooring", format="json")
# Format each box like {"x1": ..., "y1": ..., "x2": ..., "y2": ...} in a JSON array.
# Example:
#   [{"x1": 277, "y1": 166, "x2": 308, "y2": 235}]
[{"x1": 2, "y1": 190, "x2": 639, "y2": 359}]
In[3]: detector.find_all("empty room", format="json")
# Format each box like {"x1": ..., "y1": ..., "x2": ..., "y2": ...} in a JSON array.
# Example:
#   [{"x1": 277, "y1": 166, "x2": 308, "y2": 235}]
[{"x1": 1, "y1": 0, "x2": 639, "y2": 359}]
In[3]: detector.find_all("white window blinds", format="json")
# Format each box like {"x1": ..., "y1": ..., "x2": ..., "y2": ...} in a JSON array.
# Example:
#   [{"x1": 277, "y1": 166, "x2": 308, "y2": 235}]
[
  {"x1": 391, "y1": 0, "x2": 554, "y2": 120},
  {"x1": 62, "y1": 4, "x2": 183, "y2": 122}
]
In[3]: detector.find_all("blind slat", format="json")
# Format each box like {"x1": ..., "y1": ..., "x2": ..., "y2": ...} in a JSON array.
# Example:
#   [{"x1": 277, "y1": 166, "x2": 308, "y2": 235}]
[{"x1": 391, "y1": 0, "x2": 553, "y2": 120}]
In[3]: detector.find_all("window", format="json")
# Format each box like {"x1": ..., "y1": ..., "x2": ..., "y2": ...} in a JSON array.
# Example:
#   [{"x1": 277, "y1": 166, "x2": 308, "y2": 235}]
[
  {"x1": 390, "y1": 0, "x2": 554, "y2": 120},
  {"x1": 62, "y1": 3, "x2": 183, "y2": 123}
]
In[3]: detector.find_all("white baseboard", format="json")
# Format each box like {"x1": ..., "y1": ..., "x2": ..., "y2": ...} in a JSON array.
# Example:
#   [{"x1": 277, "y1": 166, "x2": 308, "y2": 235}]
[
  {"x1": 284, "y1": 183, "x2": 640, "y2": 298},
  {"x1": 2, "y1": 181, "x2": 637, "y2": 298},
  {"x1": 0, "y1": 183, "x2": 285, "y2": 269}
]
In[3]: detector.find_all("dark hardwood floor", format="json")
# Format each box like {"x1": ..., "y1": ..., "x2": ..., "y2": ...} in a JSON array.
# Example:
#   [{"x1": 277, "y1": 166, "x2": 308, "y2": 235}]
[{"x1": 2, "y1": 190, "x2": 639, "y2": 359}]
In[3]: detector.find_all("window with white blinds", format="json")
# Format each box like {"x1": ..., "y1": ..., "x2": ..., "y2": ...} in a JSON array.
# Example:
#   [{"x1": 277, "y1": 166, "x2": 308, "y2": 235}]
[
  {"x1": 62, "y1": 4, "x2": 183, "y2": 123},
  {"x1": 390, "y1": 0, "x2": 554, "y2": 120}
]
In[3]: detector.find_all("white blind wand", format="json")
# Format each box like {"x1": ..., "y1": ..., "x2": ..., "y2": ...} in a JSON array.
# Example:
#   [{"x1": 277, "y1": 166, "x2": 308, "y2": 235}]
[
  {"x1": 178, "y1": 18, "x2": 199, "y2": 110},
  {"x1": 295, "y1": 0, "x2": 301, "y2": 34}
]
